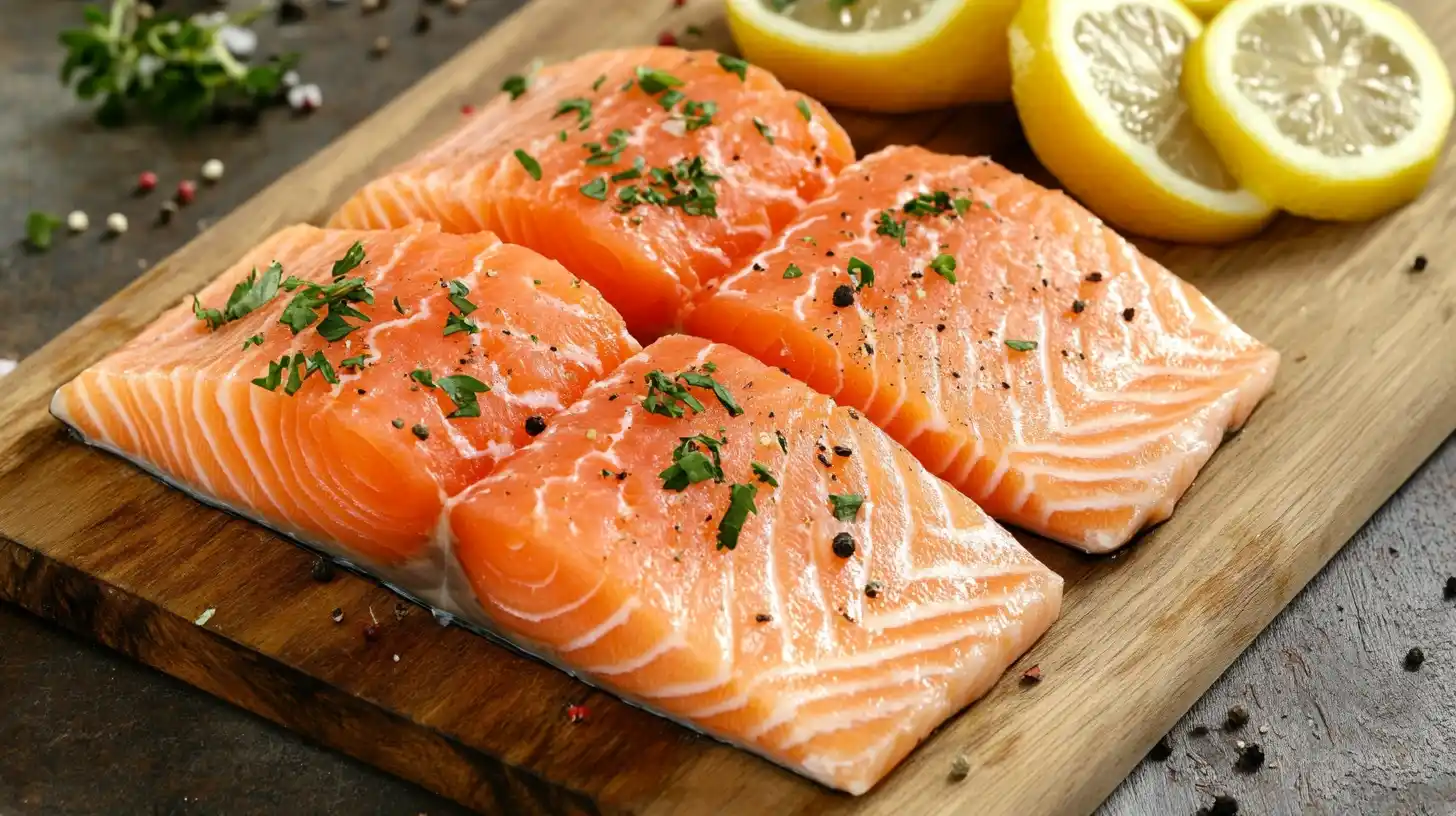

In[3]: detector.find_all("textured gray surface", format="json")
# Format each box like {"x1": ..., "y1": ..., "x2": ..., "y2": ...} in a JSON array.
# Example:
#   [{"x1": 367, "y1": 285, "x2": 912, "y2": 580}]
[{"x1": 2, "y1": 1, "x2": 1454, "y2": 814}]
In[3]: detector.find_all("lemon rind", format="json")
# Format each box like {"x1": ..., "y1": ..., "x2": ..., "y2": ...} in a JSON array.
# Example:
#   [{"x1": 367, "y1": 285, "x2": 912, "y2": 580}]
[{"x1": 725, "y1": 0, "x2": 965, "y2": 54}]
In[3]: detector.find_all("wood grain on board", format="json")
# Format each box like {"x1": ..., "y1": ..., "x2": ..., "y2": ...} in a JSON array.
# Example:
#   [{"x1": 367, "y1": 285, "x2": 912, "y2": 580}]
[{"x1": 1, "y1": 1, "x2": 1454, "y2": 814}]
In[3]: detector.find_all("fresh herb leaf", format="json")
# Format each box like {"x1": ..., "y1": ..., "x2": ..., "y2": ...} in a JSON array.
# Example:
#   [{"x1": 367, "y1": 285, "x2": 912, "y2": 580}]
[
  {"x1": 444, "y1": 312, "x2": 480, "y2": 336},
  {"x1": 701, "y1": 362, "x2": 718, "y2": 372},
  {"x1": 641, "y1": 369, "x2": 705, "y2": 418},
  {"x1": 903, "y1": 190, "x2": 958, "y2": 217},
  {"x1": 579, "y1": 177, "x2": 609, "y2": 201},
  {"x1": 634, "y1": 66, "x2": 683, "y2": 94},
  {"x1": 751, "y1": 462, "x2": 779, "y2": 487},
  {"x1": 776, "y1": 430, "x2": 788, "y2": 453},
  {"x1": 660, "y1": 434, "x2": 725, "y2": 490},
  {"x1": 554, "y1": 97, "x2": 593, "y2": 130},
  {"x1": 25, "y1": 211, "x2": 62, "y2": 251},
  {"x1": 193, "y1": 297, "x2": 224, "y2": 331},
  {"x1": 875, "y1": 211, "x2": 906, "y2": 246},
  {"x1": 783, "y1": 263, "x2": 803, "y2": 279},
  {"x1": 438, "y1": 374, "x2": 490, "y2": 418},
  {"x1": 330, "y1": 241, "x2": 365, "y2": 280},
  {"x1": 514, "y1": 149, "x2": 542, "y2": 181},
  {"x1": 796, "y1": 98, "x2": 812, "y2": 121},
  {"x1": 558, "y1": 129, "x2": 568, "y2": 142},
  {"x1": 411, "y1": 368, "x2": 436, "y2": 389},
  {"x1": 681, "y1": 99, "x2": 716, "y2": 130},
  {"x1": 953, "y1": 197, "x2": 973, "y2": 216},
  {"x1": 242, "y1": 333, "x2": 265, "y2": 349},
  {"x1": 611, "y1": 156, "x2": 645, "y2": 182},
  {"x1": 847, "y1": 257, "x2": 874, "y2": 290},
  {"x1": 591, "y1": 73, "x2": 607, "y2": 91},
  {"x1": 930, "y1": 254, "x2": 957, "y2": 283},
  {"x1": 501, "y1": 74, "x2": 528, "y2": 100},
  {"x1": 829, "y1": 493, "x2": 864, "y2": 522},
  {"x1": 677, "y1": 371, "x2": 744, "y2": 416},
  {"x1": 303, "y1": 351, "x2": 338, "y2": 385},
  {"x1": 339, "y1": 353, "x2": 370, "y2": 369},
  {"x1": 446, "y1": 279, "x2": 477, "y2": 315},
  {"x1": 278, "y1": 275, "x2": 374, "y2": 340},
  {"x1": 717, "y1": 54, "x2": 749, "y2": 81},
  {"x1": 252, "y1": 354, "x2": 289, "y2": 392},
  {"x1": 752, "y1": 117, "x2": 774, "y2": 144},
  {"x1": 717, "y1": 483, "x2": 758, "y2": 550},
  {"x1": 657, "y1": 89, "x2": 686, "y2": 111},
  {"x1": 1005, "y1": 339, "x2": 1038, "y2": 352}
]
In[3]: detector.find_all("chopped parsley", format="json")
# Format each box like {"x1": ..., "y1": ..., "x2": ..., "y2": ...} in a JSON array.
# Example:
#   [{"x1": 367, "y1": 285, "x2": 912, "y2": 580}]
[
  {"x1": 410, "y1": 368, "x2": 436, "y2": 389},
  {"x1": 660, "y1": 434, "x2": 725, "y2": 490},
  {"x1": 847, "y1": 257, "x2": 874, "y2": 290},
  {"x1": 783, "y1": 263, "x2": 802, "y2": 279},
  {"x1": 446, "y1": 280, "x2": 477, "y2": 314},
  {"x1": 717, "y1": 54, "x2": 749, "y2": 81},
  {"x1": 796, "y1": 98, "x2": 812, "y2": 121},
  {"x1": 657, "y1": 89, "x2": 686, "y2": 111},
  {"x1": 903, "y1": 190, "x2": 958, "y2": 217},
  {"x1": 580, "y1": 177, "x2": 609, "y2": 201},
  {"x1": 701, "y1": 361, "x2": 718, "y2": 372},
  {"x1": 634, "y1": 66, "x2": 683, "y2": 94},
  {"x1": 339, "y1": 353, "x2": 370, "y2": 370},
  {"x1": 251, "y1": 352, "x2": 336, "y2": 396},
  {"x1": 25, "y1": 211, "x2": 61, "y2": 252},
  {"x1": 277, "y1": 260, "x2": 374, "y2": 342},
  {"x1": 717, "y1": 483, "x2": 758, "y2": 551},
  {"x1": 611, "y1": 156, "x2": 645, "y2": 182},
  {"x1": 194, "y1": 261, "x2": 284, "y2": 330},
  {"x1": 681, "y1": 99, "x2": 716, "y2": 130},
  {"x1": 242, "y1": 333, "x2": 265, "y2": 349},
  {"x1": 554, "y1": 97, "x2": 593, "y2": 130},
  {"x1": 751, "y1": 462, "x2": 778, "y2": 487},
  {"x1": 501, "y1": 74, "x2": 528, "y2": 100},
  {"x1": 1005, "y1": 339, "x2": 1038, "y2": 352},
  {"x1": 829, "y1": 493, "x2": 864, "y2": 522},
  {"x1": 584, "y1": 128, "x2": 630, "y2": 166},
  {"x1": 752, "y1": 117, "x2": 774, "y2": 144},
  {"x1": 875, "y1": 211, "x2": 907, "y2": 246},
  {"x1": 953, "y1": 197, "x2": 973, "y2": 216},
  {"x1": 642, "y1": 369, "x2": 705, "y2": 418},
  {"x1": 677, "y1": 370, "x2": 744, "y2": 416},
  {"x1": 444, "y1": 312, "x2": 480, "y2": 335},
  {"x1": 330, "y1": 241, "x2": 366, "y2": 279},
  {"x1": 591, "y1": 73, "x2": 607, "y2": 91},
  {"x1": 930, "y1": 254, "x2": 957, "y2": 283},
  {"x1": 514, "y1": 149, "x2": 542, "y2": 181},
  {"x1": 438, "y1": 374, "x2": 491, "y2": 418}
]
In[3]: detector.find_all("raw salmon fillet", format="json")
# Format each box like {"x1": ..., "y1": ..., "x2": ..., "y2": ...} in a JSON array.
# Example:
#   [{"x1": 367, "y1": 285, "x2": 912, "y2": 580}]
[
  {"x1": 51, "y1": 223, "x2": 637, "y2": 603},
  {"x1": 330, "y1": 46, "x2": 854, "y2": 339},
  {"x1": 687, "y1": 147, "x2": 1279, "y2": 553},
  {"x1": 449, "y1": 334, "x2": 1062, "y2": 794}
]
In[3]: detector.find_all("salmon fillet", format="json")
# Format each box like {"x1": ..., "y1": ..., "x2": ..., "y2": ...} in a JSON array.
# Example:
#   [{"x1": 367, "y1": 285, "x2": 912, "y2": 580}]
[
  {"x1": 687, "y1": 146, "x2": 1279, "y2": 553},
  {"x1": 449, "y1": 334, "x2": 1062, "y2": 794},
  {"x1": 329, "y1": 46, "x2": 854, "y2": 339},
  {"x1": 51, "y1": 223, "x2": 638, "y2": 603}
]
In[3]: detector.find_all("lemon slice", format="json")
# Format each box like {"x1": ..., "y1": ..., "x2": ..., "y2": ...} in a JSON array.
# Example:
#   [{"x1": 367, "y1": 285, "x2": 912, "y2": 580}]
[
  {"x1": 1010, "y1": 0, "x2": 1276, "y2": 243},
  {"x1": 1180, "y1": 0, "x2": 1231, "y2": 19},
  {"x1": 725, "y1": 0, "x2": 1022, "y2": 112},
  {"x1": 1184, "y1": 0, "x2": 1453, "y2": 221}
]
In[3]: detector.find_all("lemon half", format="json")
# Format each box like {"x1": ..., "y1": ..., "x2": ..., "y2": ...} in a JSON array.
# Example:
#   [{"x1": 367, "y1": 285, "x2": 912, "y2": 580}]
[
  {"x1": 726, "y1": 0, "x2": 1021, "y2": 112},
  {"x1": 1184, "y1": 0, "x2": 1453, "y2": 221},
  {"x1": 1010, "y1": 0, "x2": 1276, "y2": 243}
]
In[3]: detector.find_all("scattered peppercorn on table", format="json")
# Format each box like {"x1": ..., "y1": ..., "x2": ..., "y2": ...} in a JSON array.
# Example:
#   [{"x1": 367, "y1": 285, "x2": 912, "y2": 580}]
[{"x1": 2, "y1": 1, "x2": 1456, "y2": 815}]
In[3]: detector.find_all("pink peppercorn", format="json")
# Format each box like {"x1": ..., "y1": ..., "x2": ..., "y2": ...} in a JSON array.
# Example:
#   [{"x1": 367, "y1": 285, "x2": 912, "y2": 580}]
[
  {"x1": 137, "y1": 171, "x2": 158, "y2": 193},
  {"x1": 461, "y1": 104, "x2": 475, "y2": 115},
  {"x1": 176, "y1": 180, "x2": 197, "y2": 205},
  {"x1": 566, "y1": 704, "x2": 589, "y2": 723},
  {"x1": 657, "y1": 31, "x2": 677, "y2": 46}
]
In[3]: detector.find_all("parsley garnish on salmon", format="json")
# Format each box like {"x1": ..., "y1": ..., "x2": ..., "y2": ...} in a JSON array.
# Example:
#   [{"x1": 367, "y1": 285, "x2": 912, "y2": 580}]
[
  {"x1": 681, "y1": 99, "x2": 716, "y2": 130},
  {"x1": 330, "y1": 241, "x2": 366, "y2": 279},
  {"x1": 193, "y1": 260, "x2": 283, "y2": 330},
  {"x1": 751, "y1": 462, "x2": 778, "y2": 487},
  {"x1": 848, "y1": 257, "x2": 875, "y2": 290},
  {"x1": 410, "y1": 369, "x2": 436, "y2": 389},
  {"x1": 903, "y1": 191, "x2": 958, "y2": 217},
  {"x1": 660, "y1": 434, "x2": 725, "y2": 490},
  {"x1": 875, "y1": 211, "x2": 907, "y2": 246},
  {"x1": 753, "y1": 117, "x2": 774, "y2": 145},
  {"x1": 580, "y1": 177, "x2": 609, "y2": 201},
  {"x1": 829, "y1": 493, "x2": 864, "y2": 522},
  {"x1": 633, "y1": 66, "x2": 683, "y2": 94},
  {"x1": 930, "y1": 254, "x2": 957, "y2": 283},
  {"x1": 717, "y1": 54, "x2": 749, "y2": 81},
  {"x1": 501, "y1": 74, "x2": 528, "y2": 100},
  {"x1": 783, "y1": 263, "x2": 803, "y2": 279},
  {"x1": 514, "y1": 149, "x2": 542, "y2": 181},
  {"x1": 554, "y1": 97, "x2": 593, "y2": 131},
  {"x1": 438, "y1": 374, "x2": 491, "y2": 418},
  {"x1": 277, "y1": 256, "x2": 374, "y2": 342},
  {"x1": 642, "y1": 367, "x2": 742, "y2": 418},
  {"x1": 446, "y1": 280, "x2": 477, "y2": 314},
  {"x1": 242, "y1": 333, "x2": 264, "y2": 349},
  {"x1": 796, "y1": 98, "x2": 812, "y2": 121},
  {"x1": 677, "y1": 370, "x2": 744, "y2": 416},
  {"x1": 717, "y1": 483, "x2": 758, "y2": 550},
  {"x1": 444, "y1": 312, "x2": 480, "y2": 335},
  {"x1": 1005, "y1": 339, "x2": 1038, "y2": 352}
]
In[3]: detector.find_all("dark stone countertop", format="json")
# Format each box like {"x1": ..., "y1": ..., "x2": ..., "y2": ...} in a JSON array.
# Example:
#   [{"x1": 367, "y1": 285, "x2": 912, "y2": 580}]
[{"x1": 2, "y1": 2, "x2": 1454, "y2": 814}]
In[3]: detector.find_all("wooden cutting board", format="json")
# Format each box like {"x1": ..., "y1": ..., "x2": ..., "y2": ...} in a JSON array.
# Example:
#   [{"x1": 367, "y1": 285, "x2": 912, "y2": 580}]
[{"x1": 3, "y1": 1, "x2": 1454, "y2": 813}]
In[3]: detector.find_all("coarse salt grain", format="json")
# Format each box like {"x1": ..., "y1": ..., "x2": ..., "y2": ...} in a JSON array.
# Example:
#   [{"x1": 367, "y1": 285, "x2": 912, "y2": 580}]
[
  {"x1": 105, "y1": 212, "x2": 128, "y2": 234},
  {"x1": 67, "y1": 210, "x2": 89, "y2": 232},
  {"x1": 758, "y1": 433, "x2": 772, "y2": 446},
  {"x1": 201, "y1": 159, "x2": 224, "y2": 182}
]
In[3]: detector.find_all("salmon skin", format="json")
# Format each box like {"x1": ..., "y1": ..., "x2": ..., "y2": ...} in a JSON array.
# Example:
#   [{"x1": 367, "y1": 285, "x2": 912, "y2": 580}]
[
  {"x1": 330, "y1": 46, "x2": 854, "y2": 340},
  {"x1": 449, "y1": 334, "x2": 1062, "y2": 795},
  {"x1": 687, "y1": 146, "x2": 1279, "y2": 553},
  {"x1": 51, "y1": 223, "x2": 638, "y2": 609}
]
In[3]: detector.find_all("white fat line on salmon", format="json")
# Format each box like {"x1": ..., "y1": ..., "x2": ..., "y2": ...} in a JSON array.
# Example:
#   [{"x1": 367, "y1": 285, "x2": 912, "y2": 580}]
[
  {"x1": 165, "y1": 369, "x2": 216, "y2": 497},
  {"x1": 558, "y1": 596, "x2": 640, "y2": 653},
  {"x1": 759, "y1": 618, "x2": 1001, "y2": 684},
  {"x1": 775, "y1": 686, "x2": 944, "y2": 753},
  {"x1": 587, "y1": 631, "x2": 687, "y2": 677},
  {"x1": 482, "y1": 572, "x2": 606, "y2": 624},
  {"x1": 637, "y1": 664, "x2": 734, "y2": 701},
  {"x1": 65, "y1": 376, "x2": 116, "y2": 448}
]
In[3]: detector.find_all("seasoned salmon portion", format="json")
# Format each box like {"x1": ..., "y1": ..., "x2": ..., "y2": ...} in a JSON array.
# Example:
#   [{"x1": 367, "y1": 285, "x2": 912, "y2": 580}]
[
  {"x1": 330, "y1": 47, "x2": 855, "y2": 339},
  {"x1": 51, "y1": 223, "x2": 638, "y2": 570},
  {"x1": 449, "y1": 334, "x2": 1062, "y2": 794},
  {"x1": 687, "y1": 146, "x2": 1279, "y2": 552}
]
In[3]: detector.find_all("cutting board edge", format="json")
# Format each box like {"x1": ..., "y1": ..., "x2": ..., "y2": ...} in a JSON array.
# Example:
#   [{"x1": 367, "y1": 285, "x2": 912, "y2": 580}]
[{"x1": 0, "y1": 534, "x2": 605, "y2": 816}]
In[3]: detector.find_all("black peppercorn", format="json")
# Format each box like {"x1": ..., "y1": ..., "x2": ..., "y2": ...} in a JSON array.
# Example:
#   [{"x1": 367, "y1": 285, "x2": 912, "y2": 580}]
[
  {"x1": 1225, "y1": 704, "x2": 1249, "y2": 730},
  {"x1": 1147, "y1": 736, "x2": 1172, "y2": 761},
  {"x1": 1071, "y1": 299, "x2": 1086, "y2": 314},
  {"x1": 1197, "y1": 794, "x2": 1239, "y2": 816},
  {"x1": 524, "y1": 415, "x2": 547, "y2": 436},
  {"x1": 1405, "y1": 647, "x2": 1425, "y2": 671},
  {"x1": 832, "y1": 285, "x2": 855, "y2": 308},
  {"x1": 1412, "y1": 254, "x2": 1428, "y2": 272},
  {"x1": 832, "y1": 532, "x2": 856, "y2": 558},
  {"x1": 1122, "y1": 307, "x2": 1136, "y2": 321},
  {"x1": 1234, "y1": 742, "x2": 1264, "y2": 773},
  {"x1": 311, "y1": 557, "x2": 335, "y2": 583},
  {"x1": 411, "y1": 423, "x2": 430, "y2": 440}
]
